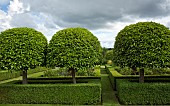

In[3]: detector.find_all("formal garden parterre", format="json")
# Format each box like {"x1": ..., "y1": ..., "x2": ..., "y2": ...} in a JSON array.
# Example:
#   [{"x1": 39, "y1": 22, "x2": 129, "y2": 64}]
[{"x1": 0, "y1": 22, "x2": 170, "y2": 105}]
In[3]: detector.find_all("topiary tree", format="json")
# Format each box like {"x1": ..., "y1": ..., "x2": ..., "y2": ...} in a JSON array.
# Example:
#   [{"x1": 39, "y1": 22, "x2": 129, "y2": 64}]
[
  {"x1": 0, "y1": 27, "x2": 47, "y2": 84},
  {"x1": 113, "y1": 22, "x2": 170, "y2": 83},
  {"x1": 47, "y1": 27, "x2": 102, "y2": 84},
  {"x1": 87, "y1": 35, "x2": 102, "y2": 64},
  {"x1": 105, "y1": 50, "x2": 114, "y2": 61},
  {"x1": 75, "y1": 28, "x2": 102, "y2": 65}
]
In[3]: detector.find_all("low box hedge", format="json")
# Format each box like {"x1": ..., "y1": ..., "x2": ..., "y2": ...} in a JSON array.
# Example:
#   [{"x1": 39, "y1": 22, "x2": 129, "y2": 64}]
[
  {"x1": 116, "y1": 79, "x2": 170, "y2": 105},
  {"x1": 105, "y1": 65, "x2": 122, "y2": 90},
  {"x1": 33, "y1": 76, "x2": 101, "y2": 80},
  {"x1": 105, "y1": 65, "x2": 170, "y2": 90},
  {"x1": 0, "y1": 80, "x2": 101, "y2": 105},
  {"x1": 26, "y1": 77, "x2": 101, "y2": 84},
  {"x1": 0, "y1": 67, "x2": 48, "y2": 81},
  {"x1": 0, "y1": 71, "x2": 20, "y2": 81}
]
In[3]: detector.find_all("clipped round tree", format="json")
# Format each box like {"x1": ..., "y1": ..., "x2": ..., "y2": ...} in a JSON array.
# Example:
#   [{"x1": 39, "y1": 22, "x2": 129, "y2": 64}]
[
  {"x1": 0, "y1": 27, "x2": 48, "y2": 84},
  {"x1": 86, "y1": 34, "x2": 102, "y2": 64},
  {"x1": 113, "y1": 22, "x2": 170, "y2": 82},
  {"x1": 47, "y1": 27, "x2": 101, "y2": 83}
]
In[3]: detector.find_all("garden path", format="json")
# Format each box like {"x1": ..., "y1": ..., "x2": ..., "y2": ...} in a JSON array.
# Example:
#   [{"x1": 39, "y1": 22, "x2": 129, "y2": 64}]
[{"x1": 101, "y1": 66, "x2": 119, "y2": 106}]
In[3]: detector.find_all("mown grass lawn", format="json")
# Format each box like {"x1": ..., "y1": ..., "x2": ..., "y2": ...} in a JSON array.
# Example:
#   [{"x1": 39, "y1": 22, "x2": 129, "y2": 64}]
[{"x1": 100, "y1": 67, "x2": 120, "y2": 106}]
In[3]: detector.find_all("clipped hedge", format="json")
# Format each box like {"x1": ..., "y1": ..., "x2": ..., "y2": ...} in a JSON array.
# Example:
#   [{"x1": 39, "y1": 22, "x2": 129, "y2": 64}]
[
  {"x1": 0, "y1": 71, "x2": 20, "y2": 81},
  {"x1": 105, "y1": 65, "x2": 170, "y2": 90},
  {"x1": 28, "y1": 77, "x2": 101, "y2": 80},
  {"x1": 116, "y1": 79, "x2": 170, "y2": 105},
  {"x1": 0, "y1": 67, "x2": 48, "y2": 81},
  {"x1": 19, "y1": 77, "x2": 101, "y2": 84},
  {"x1": 105, "y1": 65, "x2": 122, "y2": 89},
  {"x1": 0, "y1": 83, "x2": 101, "y2": 105}
]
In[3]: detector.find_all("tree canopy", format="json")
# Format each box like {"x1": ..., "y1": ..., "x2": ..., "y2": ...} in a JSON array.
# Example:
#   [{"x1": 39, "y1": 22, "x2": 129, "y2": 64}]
[
  {"x1": 47, "y1": 27, "x2": 101, "y2": 69},
  {"x1": 113, "y1": 22, "x2": 170, "y2": 82},
  {"x1": 47, "y1": 27, "x2": 102, "y2": 83},
  {"x1": 0, "y1": 27, "x2": 47, "y2": 84}
]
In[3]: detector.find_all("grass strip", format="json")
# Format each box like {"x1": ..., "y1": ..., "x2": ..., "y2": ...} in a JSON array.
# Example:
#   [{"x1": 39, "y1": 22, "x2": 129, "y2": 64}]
[{"x1": 100, "y1": 67, "x2": 119, "y2": 106}]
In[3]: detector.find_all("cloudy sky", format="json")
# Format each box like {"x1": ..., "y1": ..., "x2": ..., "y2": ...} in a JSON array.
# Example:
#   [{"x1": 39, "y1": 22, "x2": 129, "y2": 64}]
[{"x1": 0, "y1": 0, "x2": 170, "y2": 48}]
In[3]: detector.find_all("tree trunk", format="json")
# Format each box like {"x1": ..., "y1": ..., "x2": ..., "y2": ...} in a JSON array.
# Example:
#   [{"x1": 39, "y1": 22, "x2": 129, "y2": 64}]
[
  {"x1": 70, "y1": 68, "x2": 76, "y2": 84},
  {"x1": 22, "y1": 70, "x2": 28, "y2": 84},
  {"x1": 131, "y1": 66, "x2": 137, "y2": 75},
  {"x1": 139, "y1": 68, "x2": 144, "y2": 83}
]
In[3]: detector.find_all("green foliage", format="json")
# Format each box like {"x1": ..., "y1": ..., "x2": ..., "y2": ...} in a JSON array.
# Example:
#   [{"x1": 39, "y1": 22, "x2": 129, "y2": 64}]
[
  {"x1": 76, "y1": 67, "x2": 101, "y2": 76},
  {"x1": 101, "y1": 48, "x2": 108, "y2": 64},
  {"x1": 105, "y1": 50, "x2": 114, "y2": 61},
  {"x1": 0, "y1": 82, "x2": 101, "y2": 105},
  {"x1": 86, "y1": 33, "x2": 103, "y2": 64},
  {"x1": 113, "y1": 66, "x2": 170, "y2": 75},
  {"x1": 100, "y1": 68, "x2": 119, "y2": 105},
  {"x1": 43, "y1": 66, "x2": 101, "y2": 77},
  {"x1": 107, "y1": 60, "x2": 113, "y2": 65},
  {"x1": 114, "y1": 66, "x2": 134, "y2": 75},
  {"x1": 145, "y1": 68, "x2": 170, "y2": 75},
  {"x1": 105, "y1": 65, "x2": 170, "y2": 91},
  {"x1": 101, "y1": 48, "x2": 114, "y2": 65},
  {"x1": 22, "y1": 77, "x2": 101, "y2": 84},
  {"x1": 93, "y1": 66, "x2": 101, "y2": 77},
  {"x1": 109, "y1": 68, "x2": 123, "y2": 76},
  {"x1": 0, "y1": 27, "x2": 48, "y2": 71},
  {"x1": 0, "y1": 67, "x2": 48, "y2": 81},
  {"x1": 27, "y1": 67, "x2": 49, "y2": 75},
  {"x1": 105, "y1": 65, "x2": 122, "y2": 90},
  {"x1": 76, "y1": 68, "x2": 95, "y2": 76},
  {"x1": 117, "y1": 79, "x2": 170, "y2": 105},
  {"x1": 47, "y1": 27, "x2": 102, "y2": 70},
  {"x1": 105, "y1": 65, "x2": 122, "y2": 77},
  {"x1": 44, "y1": 67, "x2": 68, "y2": 77},
  {"x1": 0, "y1": 71, "x2": 20, "y2": 81},
  {"x1": 113, "y1": 22, "x2": 170, "y2": 69}
]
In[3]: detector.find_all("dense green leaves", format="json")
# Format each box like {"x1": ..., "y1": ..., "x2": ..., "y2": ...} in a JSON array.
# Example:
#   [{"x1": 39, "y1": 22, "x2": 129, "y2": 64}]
[
  {"x1": 47, "y1": 27, "x2": 102, "y2": 70},
  {"x1": 113, "y1": 22, "x2": 170, "y2": 69},
  {"x1": 105, "y1": 50, "x2": 114, "y2": 61},
  {"x1": 0, "y1": 27, "x2": 48, "y2": 71},
  {"x1": 0, "y1": 82, "x2": 101, "y2": 104},
  {"x1": 0, "y1": 71, "x2": 20, "y2": 81},
  {"x1": 117, "y1": 79, "x2": 170, "y2": 105}
]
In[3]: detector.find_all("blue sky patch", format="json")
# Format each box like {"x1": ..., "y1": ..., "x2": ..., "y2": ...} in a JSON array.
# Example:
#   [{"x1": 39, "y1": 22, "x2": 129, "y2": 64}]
[{"x1": 0, "y1": 0, "x2": 11, "y2": 12}]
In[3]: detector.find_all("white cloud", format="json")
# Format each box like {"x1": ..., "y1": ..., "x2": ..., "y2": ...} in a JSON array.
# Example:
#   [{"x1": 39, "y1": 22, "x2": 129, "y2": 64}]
[
  {"x1": 0, "y1": 9, "x2": 11, "y2": 31},
  {"x1": 36, "y1": 24, "x2": 58, "y2": 42},
  {"x1": 0, "y1": 9, "x2": 6, "y2": 19},
  {"x1": 0, "y1": 0, "x2": 31, "y2": 32},
  {"x1": 7, "y1": 0, "x2": 29, "y2": 15},
  {"x1": 1, "y1": 0, "x2": 170, "y2": 48},
  {"x1": 10, "y1": 13, "x2": 37, "y2": 28}
]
